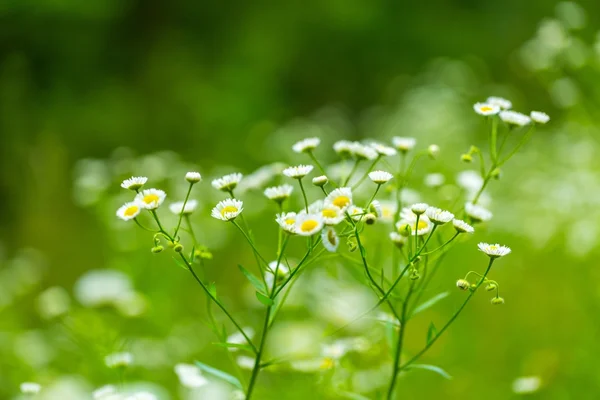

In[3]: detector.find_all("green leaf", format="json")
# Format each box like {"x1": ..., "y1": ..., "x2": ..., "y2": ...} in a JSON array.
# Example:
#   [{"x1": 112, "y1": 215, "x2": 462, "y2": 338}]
[
  {"x1": 194, "y1": 361, "x2": 243, "y2": 389},
  {"x1": 212, "y1": 342, "x2": 254, "y2": 352},
  {"x1": 172, "y1": 257, "x2": 189, "y2": 271},
  {"x1": 406, "y1": 363, "x2": 452, "y2": 380},
  {"x1": 426, "y1": 322, "x2": 438, "y2": 345},
  {"x1": 255, "y1": 291, "x2": 274, "y2": 306},
  {"x1": 208, "y1": 282, "x2": 217, "y2": 299},
  {"x1": 411, "y1": 292, "x2": 449, "y2": 317},
  {"x1": 238, "y1": 264, "x2": 266, "y2": 293}
]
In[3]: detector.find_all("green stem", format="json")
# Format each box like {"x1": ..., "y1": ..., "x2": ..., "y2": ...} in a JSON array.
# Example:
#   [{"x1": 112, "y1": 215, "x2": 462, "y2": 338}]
[
  {"x1": 308, "y1": 151, "x2": 329, "y2": 181},
  {"x1": 173, "y1": 183, "x2": 193, "y2": 238},
  {"x1": 246, "y1": 306, "x2": 271, "y2": 399},
  {"x1": 343, "y1": 159, "x2": 362, "y2": 186},
  {"x1": 352, "y1": 156, "x2": 381, "y2": 190},
  {"x1": 231, "y1": 220, "x2": 269, "y2": 266},
  {"x1": 399, "y1": 258, "x2": 495, "y2": 371},
  {"x1": 490, "y1": 117, "x2": 498, "y2": 163}
]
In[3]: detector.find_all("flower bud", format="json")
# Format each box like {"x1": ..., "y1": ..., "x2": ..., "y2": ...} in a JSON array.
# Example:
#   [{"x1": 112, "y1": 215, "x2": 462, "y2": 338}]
[
  {"x1": 312, "y1": 175, "x2": 328, "y2": 187},
  {"x1": 461, "y1": 154, "x2": 472, "y2": 163},
  {"x1": 173, "y1": 243, "x2": 184, "y2": 253},
  {"x1": 428, "y1": 144, "x2": 440, "y2": 159},
  {"x1": 491, "y1": 168, "x2": 502, "y2": 180},
  {"x1": 410, "y1": 270, "x2": 420, "y2": 280},
  {"x1": 347, "y1": 238, "x2": 358, "y2": 252},
  {"x1": 185, "y1": 171, "x2": 202, "y2": 183},
  {"x1": 398, "y1": 223, "x2": 412, "y2": 237},
  {"x1": 491, "y1": 296, "x2": 505, "y2": 305},
  {"x1": 470, "y1": 283, "x2": 478, "y2": 291},
  {"x1": 365, "y1": 213, "x2": 377, "y2": 225},
  {"x1": 456, "y1": 279, "x2": 470, "y2": 291},
  {"x1": 151, "y1": 246, "x2": 164, "y2": 254},
  {"x1": 485, "y1": 283, "x2": 497, "y2": 292}
]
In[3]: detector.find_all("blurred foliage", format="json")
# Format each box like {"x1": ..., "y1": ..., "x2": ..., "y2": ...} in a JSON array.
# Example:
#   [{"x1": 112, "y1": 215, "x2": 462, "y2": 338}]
[{"x1": 2, "y1": 1, "x2": 600, "y2": 399}]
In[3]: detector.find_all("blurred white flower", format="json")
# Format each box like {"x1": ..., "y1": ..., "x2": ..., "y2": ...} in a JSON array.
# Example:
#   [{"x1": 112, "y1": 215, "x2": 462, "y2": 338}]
[
  {"x1": 486, "y1": 96, "x2": 512, "y2": 110},
  {"x1": 37, "y1": 286, "x2": 70, "y2": 319},
  {"x1": 321, "y1": 226, "x2": 340, "y2": 252},
  {"x1": 264, "y1": 184, "x2": 294, "y2": 203},
  {"x1": 512, "y1": 376, "x2": 542, "y2": 394},
  {"x1": 74, "y1": 270, "x2": 134, "y2": 308},
  {"x1": 292, "y1": 137, "x2": 321, "y2": 153},
  {"x1": 174, "y1": 363, "x2": 209, "y2": 389},
  {"x1": 392, "y1": 136, "x2": 416, "y2": 152},
  {"x1": 211, "y1": 173, "x2": 243, "y2": 192},
  {"x1": 500, "y1": 110, "x2": 532, "y2": 126},
  {"x1": 121, "y1": 176, "x2": 148, "y2": 191},
  {"x1": 283, "y1": 165, "x2": 314, "y2": 179},
  {"x1": 21, "y1": 382, "x2": 42, "y2": 394},
  {"x1": 169, "y1": 200, "x2": 198, "y2": 215},
  {"x1": 105, "y1": 352, "x2": 134, "y2": 368},
  {"x1": 530, "y1": 111, "x2": 550, "y2": 124},
  {"x1": 368, "y1": 170, "x2": 393, "y2": 184},
  {"x1": 473, "y1": 102, "x2": 500, "y2": 116}
]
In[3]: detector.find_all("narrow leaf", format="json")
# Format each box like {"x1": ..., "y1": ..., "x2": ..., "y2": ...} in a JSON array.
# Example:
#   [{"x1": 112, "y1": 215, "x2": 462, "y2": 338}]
[
  {"x1": 194, "y1": 361, "x2": 243, "y2": 389},
  {"x1": 172, "y1": 257, "x2": 189, "y2": 271},
  {"x1": 255, "y1": 291, "x2": 274, "y2": 306},
  {"x1": 411, "y1": 292, "x2": 449, "y2": 317},
  {"x1": 212, "y1": 342, "x2": 254, "y2": 352},
  {"x1": 406, "y1": 363, "x2": 452, "y2": 380},
  {"x1": 238, "y1": 264, "x2": 266, "y2": 293},
  {"x1": 426, "y1": 322, "x2": 438, "y2": 345}
]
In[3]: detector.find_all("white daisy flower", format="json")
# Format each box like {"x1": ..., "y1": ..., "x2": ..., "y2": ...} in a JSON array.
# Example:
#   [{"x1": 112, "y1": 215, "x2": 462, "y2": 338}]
[
  {"x1": 20, "y1": 382, "x2": 41, "y2": 394},
  {"x1": 105, "y1": 352, "x2": 133, "y2": 368},
  {"x1": 264, "y1": 184, "x2": 294, "y2": 203},
  {"x1": 294, "y1": 213, "x2": 324, "y2": 236},
  {"x1": 174, "y1": 363, "x2": 209, "y2": 389},
  {"x1": 283, "y1": 164, "x2": 314, "y2": 179},
  {"x1": 312, "y1": 175, "x2": 328, "y2": 187},
  {"x1": 378, "y1": 201, "x2": 397, "y2": 223},
  {"x1": 135, "y1": 188, "x2": 166, "y2": 210},
  {"x1": 116, "y1": 201, "x2": 142, "y2": 221},
  {"x1": 169, "y1": 199, "x2": 198, "y2": 215},
  {"x1": 486, "y1": 96, "x2": 512, "y2": 110},
  {"x1": 457, "y1": 170, "x2": 484, "y2": 192},
  {"x1": 530, "y1": 111, "x2": 550, "y2": 124},
  {"x1": 465, "y1": 202, "x2": 493, "y2": 222},
  {"x1": 126, "y1": 392, "x2": 158, "y2": 400},
  {"x1": 350, "y1": 142, "x2": 378, "y2": 160},
  {"x1": 348, "y1": 205, "x2": 364, "y2": 221},
  {"x1": 320, "y1": 204, "x2": 345, "y2": 225},
  {"x1": 499, "y1": 110, "x2": 531, "y2": 126},
  {"x1": 185, "y1": 171, "x2": 202, "y2": 183},
  {"x1": 303, "y1": 199, "x2": 325, "y2": 214},
  {"x1": 211, "y1": 198, "x2": 244, "y2": 221},
  {"x1": 321, "y1": 226, "x2": 340, "y2": 252},
  {"x1": 276, "y1": 212, "x2": 297, "y2": 233},
  {"x1": 392, "y1": 136, "x2": 417, "y2": 152},
  {"x1": 369, "y1": 141, "x2": 397, "y2": 156},
  {"x1": 333, "y1": 140, "x2": 354, "y2": 157},
  {"x1": 389, "y1": 232, "x2": 407, "y2": 248},
  {"x1": 292, "y1": 137, "x2": 321, "y2": 153},
  {"x1": 478, "y1": 242, "x2": 511, "y2": 258},
  {"x1": 410, "y1": 203, "x2": 429, "y2": 215},
  {"x1": 368, "y1": 170, "x2": 393, "y2": 184},
  {"x1": 325, "y1": 187, "x2": 353, "y2": 210},
  {"x1": 473, "y1": 102, "x2": 500, "y2": 116},
  {"x1": 453, "y1": 219, "x2": 475, "y2": 234},
  {"x1": 425, "y1": 207, "x2": 454, "y2": 225},
  {"x1": 211, "y1": 173, "x2": 243, "y2": 192},
  {"x1": 424, "y1": 173, "x2": 445, "y2": 188},
  {"x1": 121, "y1": 176, "x2": 148, "y2": 191}
]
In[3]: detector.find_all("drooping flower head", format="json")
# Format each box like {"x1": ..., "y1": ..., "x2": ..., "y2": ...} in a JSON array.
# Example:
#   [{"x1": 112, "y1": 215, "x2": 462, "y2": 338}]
[
  {"x1": 453, "y1": 219, "x2": 475, "y2": 234},
  {"x1": 465, "y1": 202, "x2": 493, "y2": 222},
  {"x1": 333, "y1": 140, "x2": 353, "y2": 157},
  {"x1": 212, "y1": 173, "x2": 243, "y2": 192},
  {"x1": 321, "y1": 226, "x2": 340, "y2": 252},
  {"x1": 369, "y1": 141, "x2": 397, "y2": 157},
  {"x1": 121, "y1": 176, "x2": 148, "y2": 191},
  {"x1": 135, "y1": 189, "x2": 166, "y2": 210},
  {"x1": 392, "y1": 137, "x2": 417, "y2": 152},
  {"x1": 264, "y1": 184, "x2": 294, "y2": 203},
  {"x1": 211, "y1": 198, "x2": 244, "y2": 221},
  {"x1": 368, "y1": 170, "x2": 393, "y2": 185},
  {"x1": 169, "y1": 199, "x2": 198, "y2": 215},
  {"x1": 349, "y1": 142, "x2": 378, "y2": 160},
  {"x1": 425, "y1": 207, "x2": 454, "y2": 225},
  {"x1": 283, "y1": 165, "x2": 314, "y2": 179},
  {"x1": 499, "y1": 110, "x2": 531, "y2": 126},
  {"x1": 292, "y1": 137, "x2": 321, "y2": 153}
]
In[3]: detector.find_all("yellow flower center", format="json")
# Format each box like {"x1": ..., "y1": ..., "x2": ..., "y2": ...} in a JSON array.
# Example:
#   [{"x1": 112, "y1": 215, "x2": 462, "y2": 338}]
[
  {"x1": 480, "y1": 106, "x2": 493, "y2": 112},
  {"x1": 322, "y1": 209, "x2": 337, "y2": 218},
  {"x1": 143, "y1": 194, "x2": 159, "y2": 204},
  {"x1": 221, "y1": 205, "x2": 238, "y2": 216},
  {"x1": 320, "y1": 357, "x2": 335, "y2": 370},
  {"x1": 415, "y1": 220, "x2": 428, "y2": 230},
  {"x1": 124, "y1": 205, "x2": 139, "y2": 217},
  {"x1": 332, "y1": 196, "x2": 350, "y2": 208},
  {"x1": 489, "y1": 245, "x2": 498, "y2": 251},
  {"x1": 285, "y1": 218, "x2": 295, "y2": 225},
  {"x1": 300, "y1": 219, "x2": 318, "y2": 232}
]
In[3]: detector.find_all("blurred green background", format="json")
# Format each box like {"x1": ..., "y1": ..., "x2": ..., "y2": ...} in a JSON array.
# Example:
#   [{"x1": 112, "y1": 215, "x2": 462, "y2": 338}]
[{"x1": 2, "y1": 0, "x2": 600, "y2": 399}]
